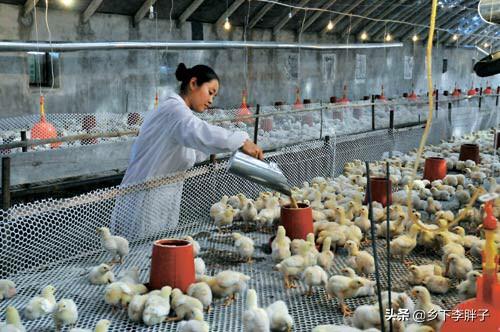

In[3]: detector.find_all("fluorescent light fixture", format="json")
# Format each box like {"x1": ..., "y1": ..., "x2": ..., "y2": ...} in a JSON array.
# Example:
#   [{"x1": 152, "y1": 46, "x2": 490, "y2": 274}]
[
  {"x1": 412, "y1": 34, "x2": 418, "y2": 42},
  {"x1": 61, "y1": 0, "x2": 73, "y2": 7},
  {"x1": 27, "y1": 51, "x2": 45, "y2": 55},
  {"x1": 224, "y1": 17, "x2": 231, "y2": 30},
  {"x1": 452, "y1": 34, "x2": 459, "y2": 41},
  {"x1": 385, "y1": 33, "x2": 392, "y2": 42},
  {"x1": 360, "y1": 32, "x2": 368, "y2": 41},
  {"x1": 327, "y1": 20, "x2": 334, "y2": 31}
]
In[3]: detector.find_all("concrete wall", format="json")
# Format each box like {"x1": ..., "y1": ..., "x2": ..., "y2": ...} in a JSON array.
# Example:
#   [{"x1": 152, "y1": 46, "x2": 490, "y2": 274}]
[{"x1": 0, "y1": 3, "x2": 497, "y2": 118}]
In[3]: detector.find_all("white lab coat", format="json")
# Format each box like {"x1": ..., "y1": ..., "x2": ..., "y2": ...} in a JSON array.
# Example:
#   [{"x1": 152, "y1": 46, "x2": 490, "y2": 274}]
[{"x1": 111, "y1": 93, "x2": 249, "y2": 239}]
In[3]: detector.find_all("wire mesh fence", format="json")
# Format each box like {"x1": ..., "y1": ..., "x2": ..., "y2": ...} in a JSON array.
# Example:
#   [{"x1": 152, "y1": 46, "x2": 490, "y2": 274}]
[{"x1": 0, "y1": 94, "x2": 498, "y2": 331}]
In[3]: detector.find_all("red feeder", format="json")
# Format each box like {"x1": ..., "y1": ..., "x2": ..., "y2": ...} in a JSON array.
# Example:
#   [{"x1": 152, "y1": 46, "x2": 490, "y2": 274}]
[
  {"x1": 149, "y1": 239, "x2": 195, "y2": 293},
  {"x1": 236, "y1": 90, "x2": 253, "y2": 124},
  {"x1": 468, "y1": 85, "x2": 477, "y2": 96},
  {"x1": 407, "y1": 91, "x2": 418, "y2": 101},
  {"x1": 378, "y1": 85, "x2": 387, "y2": 101},
  {"x1": 280, "y1": 203, "x2": 313, "y2": 240},
  {"x1": 293, "y1": 88, "x2": 303, "y2": 109},
  {"x1": 442, "y1": 199, "x2": 500, "y2": 332},
  {"x1": 31, "y1": 95, "x2": 60, "y2": 149},
  {"x1": 459, "y1": 143, "x2": 480, "y2": 164},
  {"x1": 339, "y1": 85, "x2": 350, "y2": 104},
  {"x1": 364, "y1": 177, "x2": 392, "y2": 207},
  {"x1": 154, "y1": 92, "x2": 159, "y2": 110},
  {"x1": 423, "y1": 157, "x2": 447, "y2": 182},
  {"x1": 484, "y1": 86, "x2": 493, "y2": 95},
  {"x1": 452, "y1": 88, "x2": 461, "y2": 97}
]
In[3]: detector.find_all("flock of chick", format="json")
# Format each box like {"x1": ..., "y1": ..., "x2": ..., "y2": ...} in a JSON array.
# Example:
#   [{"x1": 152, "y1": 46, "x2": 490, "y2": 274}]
[{"x1": 1, "y1": 129, "x2": 499, "y2": 331}]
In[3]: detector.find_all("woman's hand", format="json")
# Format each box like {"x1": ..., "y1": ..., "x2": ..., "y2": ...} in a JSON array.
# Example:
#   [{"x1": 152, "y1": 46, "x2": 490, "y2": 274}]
[{"x1": 241, "y1": 140, "x2": 264, "y2": 160}]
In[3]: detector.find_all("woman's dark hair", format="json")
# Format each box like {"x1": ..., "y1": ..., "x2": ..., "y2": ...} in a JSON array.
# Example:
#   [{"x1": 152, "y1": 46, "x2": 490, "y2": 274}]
[{"x1": 175, "y1": 63, "x2": 219, "y2": 94}]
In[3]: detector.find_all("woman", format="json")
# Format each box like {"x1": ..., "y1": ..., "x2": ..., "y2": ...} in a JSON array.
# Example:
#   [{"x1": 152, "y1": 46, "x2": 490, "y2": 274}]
[{"x1": 111, "y1": 63, "x2": 263, "y2": 239}]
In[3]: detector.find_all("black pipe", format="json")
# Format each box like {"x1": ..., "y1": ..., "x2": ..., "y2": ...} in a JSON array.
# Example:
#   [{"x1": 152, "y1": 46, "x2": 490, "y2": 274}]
[
  {"x1": 20, "y1": 131, "x2": 27, "y2": 152},
  {"x1": 371, "y1": 95, "x2": 376, "y2": 130},
  {"x1": 253, "y1": 104, "x2": 260, "y2": 144},
  {"x1": 386, "y1": 161, "x2": 393, "y2": 332},
  {"x1": 447, "y1": 101, "x2": 452, "y2": 124},
  {"x1": 365, "y1": 161, "x2": 386, "y2": 332},
  {"x1": 389, "y1": 110, "x2": 394, "y2": 130},
  {"x1": 319, "y1": 101, "x2": 324, "y2": 139},
  {"x1": 435, "y1": 89, "x2": 439, "y2": 118},
  {"x1": 496, "y1": 86, "x2": 500, "y2": 106},
  {"x1": 2, "y1": 157, "x2": 11, "y2": 210},
  {"x1": 479, "y1": 87, "x2": 483, "y2": 111}
]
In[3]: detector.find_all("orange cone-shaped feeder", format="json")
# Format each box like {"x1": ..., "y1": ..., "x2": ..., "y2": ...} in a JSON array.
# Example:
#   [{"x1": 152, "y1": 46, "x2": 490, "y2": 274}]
[
  {"x1": 407, "y1": 91, "x2": 417, "y2": 101},
  {"x1": 468, "y1": 82, "x2": 477, "y2": 96},
  {"x1": 452, "y1": 82, "x2": 461, "y2": 97},
  {"x1": 484, "y1": 83, "x2": 493, "y2": 95},
  {"x1": 378, "y1": 85, "x2": 387, "y2": 101},
  {"x1": 339, "y1": 85, "x2": 350, "y2": 104},
  {"x1": 237, "y1": 89, "x2": 253, "y2": 124},
  {"x1": 293, "y1": 87, "x2": 303, "y2": 109},
  {"x1": 442, "y1": 196, "x2": 500, "y2": 332},
  {"x1": 280, "y1": 203, "x2": 313, "y2": 240},
  {"x1": 31, "y1": 95, "x2": 60, "y2": 149},
  {"x1": 149, "y1": 239, "x2": 195, "y2": 293},
  {"x1": 154, "y1": 91, "x2": 159, "y2": 110},
  {"x1": 423, "y1": 157, "x2": 447, "y2": 182}
]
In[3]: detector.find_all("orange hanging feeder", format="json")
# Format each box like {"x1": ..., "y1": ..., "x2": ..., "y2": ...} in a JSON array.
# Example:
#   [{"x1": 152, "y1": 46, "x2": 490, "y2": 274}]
[
  {"x1": 293, "y1": 87, "x2": 303, "y2": 109},
  {"x1": 468, "y1": 82, "x2": 477, "y2": 96},
  {"x1": 378, "y1": 85, "x2": 387, "y2": 101},
  {"x1": 236, "y1": 89, "x2": 253, "y2": 124},
  {"x1": 407, "y1": 83, "x2": 418, "y2": 100},
  {"x1": 339, "y1": 85, "x2": 350, "y2": 104},
  {"x1": 452, "y1": 82, "x2": 461, "y2": 97},
  {"x1": 441, "y1": 195, "x2": 500, "y2": 331},
  {"x1": 484, "y1": 82, "x2": 493, "y2": 95},
  {"x1": 31, "y1": 95, "x2": 60, "y2": 149},
  {"x1": 154, "y1": 91, "x2": 159, "y2": 110}
]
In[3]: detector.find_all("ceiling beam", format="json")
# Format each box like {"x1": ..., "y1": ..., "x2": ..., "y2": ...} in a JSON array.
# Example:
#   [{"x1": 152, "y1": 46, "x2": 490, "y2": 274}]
[
  {"x1": 394, "y1": 10, "x2": 435, "y2": 41},
  {"x1": 427, "y1": 0, "x2": 477, "y2": 42},
  {"x1": 134, "y1": 0, "x2": 157, "y2": 26},
  {"x1": 360, "y1": 2, "x2": 408, "y2": 36},
  {"x1": 300, "y1": 0, "x2": 337, "y2": 32},
  {"x1": 319, "y1": 0, "x2": 365, "y2": 36},
  {"x1": 215, "y1": 0, "x2": 246, "y2": 28},
  {"x1": 442, "y1": 10, "x2": 485, "y2": 45},
  {"x1": 273, "y1": 0, "x2": 310, "y2": 35},
  {"x1": 178, "y1": 0, "x2": 205, "y2": 26},
  {"x1": 371, "y1": 3, "x2": 426, "y2": 40},
  {"x1": 81, "y1": 0, "x2": 104, "y2": 23},
  {"x1": 400, "y1": 6, "x2": 451, "y2": 41},
  {"x1": 339, "y1": 0, "x2": 385, "y2": 36},
  {"x1": 248, "y1": 2, "x2": 273, "y2": 29},
  {"x1": 462, "y1": 24, "x2": 491, "y2": 45},
  {"x1": 23, "y1": 0, "x2": 39, "y2": 17}
]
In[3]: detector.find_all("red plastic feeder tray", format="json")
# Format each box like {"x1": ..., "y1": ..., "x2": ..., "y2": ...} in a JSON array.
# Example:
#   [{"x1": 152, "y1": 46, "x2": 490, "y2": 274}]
[
  {"x1": 364, "y1": 177, "x2": 392, "y2": 207},
  {"x1": 423, "y1": 157, "x2": 447, "y2": 182},
  {"x1": 280, "y1": 203, "x2": 313, "y2": 241}
]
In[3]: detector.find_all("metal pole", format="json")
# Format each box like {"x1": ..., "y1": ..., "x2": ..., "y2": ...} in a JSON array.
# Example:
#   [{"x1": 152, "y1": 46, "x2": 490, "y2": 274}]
[
  {"x1": 2, "y1": 157, "x2": 11, "y2": 210},
  {"x1": 386, "y1": 161, "x2": 393, "y2": 332},
  {"x1": 319, "y1": 101, "x2": 324, "y2": 139},
  {"x1": 447, "y1": 101, "x2": 452, "y2": 124},
  {"x1": 365, "y1": 161, "x2": 386, "y2": 332},
  {"x1": 371, "y1": 95, "x2": 376, "y2": 131},
  {"x1": 479, "y1": 87, "x2": 483, "y2": 111},
  {"x1": 389, "y1": 110, "x2": 394, "y2": 130},
  {"x1": 20, "y1": 131, "x2": 27, "y2": 152},
  {"x1": 496, "y1": 86, "x2": 500, "y2": 106},
  {"x1": 254, "y1": 104, "x2": 260, "y2": 145},
  {"x1": 435, "y1": 89, "x2": 439, "y2": 118}
]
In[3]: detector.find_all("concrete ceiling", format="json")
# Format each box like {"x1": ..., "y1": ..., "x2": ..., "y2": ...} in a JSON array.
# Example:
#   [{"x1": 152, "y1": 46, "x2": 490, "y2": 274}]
[{"x1": 1, "y1": 0, "x2": 497, "y2": 46}]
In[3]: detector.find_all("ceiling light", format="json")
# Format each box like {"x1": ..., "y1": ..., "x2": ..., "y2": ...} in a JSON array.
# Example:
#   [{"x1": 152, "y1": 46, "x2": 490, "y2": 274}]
[
  {"x1": 412, "y1": 34, "x2": 418, "y2": 42},
  {"x1": 360, "y1": 31, "x2": 368, "y2": 41},
  {"x1": 452, "y1": 34, "x2": 458, "y2": 41},
  {"x1": 484, "y1": 42, "x2": 489, "y2": 48},
  {"x1": 224, "y1": 17, "x2": 231, "y2": 30},
  {"x1": 327, "y1": 20, "x2": 334, "y2": 31},
  {"x1": 385, "y1": 33, "x2": 392, "y2": 42},
  {"x1": 61, "y1": 0, "x2": 73, "y2": 6},
  {"x1": 149, "y1": 5, "x2": 154, "y2": 19}
]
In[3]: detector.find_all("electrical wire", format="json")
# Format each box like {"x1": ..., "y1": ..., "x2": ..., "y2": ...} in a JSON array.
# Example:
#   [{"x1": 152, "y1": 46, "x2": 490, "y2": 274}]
[
  {"x1": 254, "y1": 0, "x2": 500, "y2": 42},
  {"x1": 33, "y1": 0, "x2": 42, "y2": 97},
  {"x1": 44, "y1": 0, "x2": 55, "y2": 91}
]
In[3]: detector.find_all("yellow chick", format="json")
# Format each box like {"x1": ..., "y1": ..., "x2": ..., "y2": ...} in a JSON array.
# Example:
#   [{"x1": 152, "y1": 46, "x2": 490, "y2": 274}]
[
  {"x1": 1, "y1": 306, "x2": 24, "y2": 332},
  {"x1": 344, "y1": 240, "x2": 375, "y2": 276},
  {"x1": 390, "y1": 224, "x2": 420, "y2": 265},
  {"x1": 142, "y1": 286, "x2": 172, "y2": 326},
  {"x1": 53, "y1": 299, "x2": 78, "y2": 331},
  {"x1": 317, "y1": 237, "x2": 334, "y2": 271},
  {"x1": 97, "y1": 227, "x2": 129, "y2": 264},
  {"x1": 354, "y1": 207, "x2": 370, "y2": 235},
  {"x1": 127, "y1": 294, "x2": 148, "y2": 322},
  {"x1": 195, "y1": 257, "x2": 206, "y2": 280},
  {"x1": 241, "y1": 201, "x2": 258, "y2": 224},
  {"x1": 187, "y1": 282, "x2": 213, "y2": 312},
  {"x1": 451, "y1": 226, "x2": 479, "y2": 249},
  {"x1": 325, "y1": 275, "x2": 364, "y2": 316},
  {"x1": 411, "y1": 286, "x2": 445, "y2": 331},
  {"x1": 210, "y1": 195, "x2": 228, "y2": 219},
  {"x1": 243, "y1": 289, "x2": 270, "y2": 332},
  {"x1": 302, "y1": 265, "x2": 328, "y2": 296},
  {"x1": 275, "y1": 242, "x2": 314, "y2": 289},
  {"x1": 0, "y1": 280, "x2": 16, "y2": 302},
  {"x1": 271, "y1": 226, "x2": 291, "y2": 262},
  {"x1": 24, "y1": 285, "x2": 57, "y2": 320},
  {"x1": 232, "y1": 232, "x2": 255, "y2": 263},
  {"x1": 182, "y1": 236, "x2": 200, "y2": 257},
  {"x1": 408, "y1": 264, "x2": 443, "y2": 285},
  {"x1": 199, "y1": 270, "x2": 250, "y2": 306},
  {"x1": 69, "y1": 319, "x2": 111, "y2": 332},
  {"x1": 457, "y1": 270, "x2": 481, "y2": 299},
  {"x1": 214, "y1": 207, "x2": 235, "y2": 232},
  {"x1": 334, "y1": 206, "x2": 352, "y2": 225},
  {"x1": 422, "y1": 275, "x2": 451, "y2": 294},
  {"x1": 445, "y1": 253, "x2": 473, "y2": 281},
  {"x1": 339, "y1": 267, "x2": 375, "y2": 297},
  {"x1": 435, "y1": 232, "x2": 465, "y2": 264},
  {"x1": 170, "y1": 291, "x2": 204, "y2": 321},
  {"x1": 376, "y1": 215, "x2": 405, "y2": 239},
  {"x1": 88, "y1": 264, "x2": 114, "y2": 285},
  {"x1": 177, "y1": 308, "x2": 209, "y2": 332},
  {"x1": 104, "y1": 282, "x2": 147, "y2": 310},
  {"x1": 266, "y1": 300, "x2": 293, "y2": 332}
]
